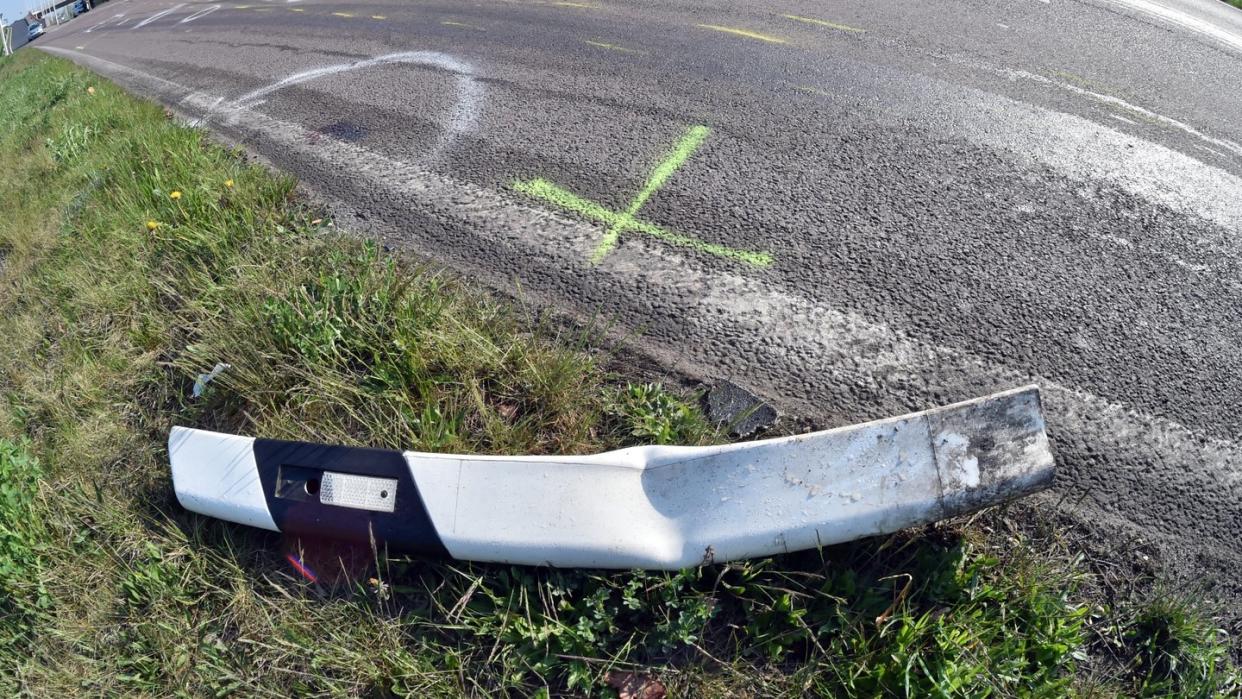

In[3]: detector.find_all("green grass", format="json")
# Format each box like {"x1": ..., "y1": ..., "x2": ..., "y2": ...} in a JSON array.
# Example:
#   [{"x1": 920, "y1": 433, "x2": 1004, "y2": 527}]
[
  {"x1": 0, "y1": 49, "x2": 1237, "y2": 696},
  {"x1": 1224, "y1": 0, "x2": 1242, "y2": 11}
]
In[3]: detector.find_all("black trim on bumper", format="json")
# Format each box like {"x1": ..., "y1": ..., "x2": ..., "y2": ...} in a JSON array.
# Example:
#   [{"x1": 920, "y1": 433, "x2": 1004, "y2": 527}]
[{"x1": 253, "y1": 439, "x2": 449, "y2": 557}]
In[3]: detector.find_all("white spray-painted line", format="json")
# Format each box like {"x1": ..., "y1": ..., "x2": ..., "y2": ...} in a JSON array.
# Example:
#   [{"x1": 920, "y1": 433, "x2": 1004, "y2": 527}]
[
  {"x1": 38, "y1": 48, "x2": 1242, "y2": 527},
  {"x1": 1110, "y1": 113, "x2": 1138, "y2": 125},
  {"x1": 998, "y1": 64, "x2": 1242, "y2": 158},
  {"x1": 179, "y1": 4, "x2": 221, "y2": 23},
  {"x1": 953, "y1": 95, "x2": 1242, "y2": 286},
  {"x1": 218, "y1": 51, "x2": 483, "y2": 162},
  {"x1": 910, "y1": 53, "x2": 1242, "y2": 289},
  {"x1": 1195, "y1": 143, "x2": 1229, "y2": 158},
  {"x1": 135, "y1": 3, "x2": 186, "y2": 28},
  {"x1": 1097, "y1": 0, "x2": 1242, "y2": 54},
  {"x1": 84, "y1": 12, "x2": 124, "y2": 33}
]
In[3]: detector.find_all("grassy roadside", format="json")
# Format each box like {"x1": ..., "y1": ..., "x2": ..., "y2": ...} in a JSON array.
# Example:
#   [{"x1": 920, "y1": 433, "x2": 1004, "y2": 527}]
[{"x1": 0, "y1": 49, "x2": 1236, "y2": 697}]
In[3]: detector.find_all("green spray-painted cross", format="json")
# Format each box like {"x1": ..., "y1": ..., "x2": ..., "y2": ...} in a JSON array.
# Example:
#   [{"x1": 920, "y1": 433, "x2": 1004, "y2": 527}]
[{"x1": 513, "y1": 126, "x2": 774, "y2": 267}]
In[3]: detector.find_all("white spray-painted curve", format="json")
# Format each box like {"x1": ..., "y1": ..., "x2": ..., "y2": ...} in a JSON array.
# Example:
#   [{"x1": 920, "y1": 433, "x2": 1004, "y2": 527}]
[{"x1": 221, "y1": 51, "x2": 484, "y2": 162}]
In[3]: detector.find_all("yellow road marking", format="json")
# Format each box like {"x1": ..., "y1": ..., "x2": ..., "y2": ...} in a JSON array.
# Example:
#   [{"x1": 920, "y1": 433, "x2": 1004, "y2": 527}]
[
  {"x1": 781, "y1": 14, "x2": 865, "y2": 33},
  {"x1": 696, "y1": 24, "x2": 786, "y2": 44},
  {"x1": 289, "y1": 7, "x2": 304, "y2": 11},
  {"x1": 331, "y1": 11, "x2": 355, "y2": 18},
  {"x1": 371, "y1": 14, "x2": 386, "y2": 19},
  {"x1": 234, "y1": 4, "x2": 252, "y2": 8},
  {"x1": 584, "y1": 39, "x2": 639, "y2": 53},
  {"x1": 441, "y1": 20, "x2": 484, "y2": 29},
  {"x1": 553, "y1": 1, "x2": 597, "y2": 7}
]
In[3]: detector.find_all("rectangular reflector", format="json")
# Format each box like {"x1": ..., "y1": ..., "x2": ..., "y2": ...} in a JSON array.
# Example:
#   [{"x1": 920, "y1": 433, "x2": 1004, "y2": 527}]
[{"x1": 319, "y1": 472, "x2": 398, "y2": 513}]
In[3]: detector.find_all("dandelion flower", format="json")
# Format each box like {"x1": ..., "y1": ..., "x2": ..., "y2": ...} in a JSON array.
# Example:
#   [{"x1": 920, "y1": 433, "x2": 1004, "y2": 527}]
[
  {"x1": 146, "y1": 220, "x2": 159, "y2": 231},
  {"x1": 224, "y1": 179, "x2": 234, "y2": 189},
  {"x1": 170, "y1": 191, "x2": 182, "y2": 200},
  {"x1": 86, "y1": 86, "x2": 95, "y2": 95}
]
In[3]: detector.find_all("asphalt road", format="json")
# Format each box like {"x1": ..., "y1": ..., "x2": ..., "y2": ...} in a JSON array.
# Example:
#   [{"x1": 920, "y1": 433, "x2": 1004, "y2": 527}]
[{"x1": 36, "y1": 0, "x2": 1242, "y2": 597}]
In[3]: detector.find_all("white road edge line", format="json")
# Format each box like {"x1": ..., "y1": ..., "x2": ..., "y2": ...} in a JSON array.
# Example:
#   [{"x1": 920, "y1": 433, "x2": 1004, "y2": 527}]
[
  {"x1": 1010, "y1": 66, "x2": 1242, "y2": 158},
  {"x1": 1097, "y1": 0, "x2": 1242, "y2": 54}
]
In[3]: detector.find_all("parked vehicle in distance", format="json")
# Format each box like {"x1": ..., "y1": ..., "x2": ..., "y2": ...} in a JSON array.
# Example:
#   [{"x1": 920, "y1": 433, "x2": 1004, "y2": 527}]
[
  {"x1": 73, "y1": 0, "x2": 89, "y2": 14},
  {"x1": 27, "y1": 22, "x2": 44, "y2": 40}
]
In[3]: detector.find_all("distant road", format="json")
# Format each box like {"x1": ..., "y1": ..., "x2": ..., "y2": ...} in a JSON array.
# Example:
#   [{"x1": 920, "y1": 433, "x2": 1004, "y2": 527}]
[{"x1": 41, "y1": 0, "x2": 1242, "y2": 596}]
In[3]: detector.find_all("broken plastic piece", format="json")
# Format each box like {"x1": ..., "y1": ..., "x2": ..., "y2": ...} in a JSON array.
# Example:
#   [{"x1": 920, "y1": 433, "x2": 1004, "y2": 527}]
[
  {"x1": 168, "y1": 385, "x2": 1054, "y2": 569},
  {"x1": 191, "y1": 362, "x2": 231, "y2": 398}
]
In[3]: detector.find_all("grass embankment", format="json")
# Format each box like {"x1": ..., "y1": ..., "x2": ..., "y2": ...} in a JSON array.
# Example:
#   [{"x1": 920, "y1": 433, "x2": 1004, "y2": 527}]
[{"x1": 0, "y1": 50, "x2": 1236, "y2": 697}]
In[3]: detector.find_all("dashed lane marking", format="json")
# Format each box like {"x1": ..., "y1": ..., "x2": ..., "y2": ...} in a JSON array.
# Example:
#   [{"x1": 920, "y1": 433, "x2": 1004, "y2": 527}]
[
  {"x1": 781, "y1": 14, "x2": 865, "y2": 33},
  {"x1": 696, "y1": 24, "x2": 787, "y2": 44},
  {"x1": 442, "y1": 20, "x2": 485, "y2": 29},
  {"x1": 331, "y1": 11, "x2": 355, "y2": 17}
]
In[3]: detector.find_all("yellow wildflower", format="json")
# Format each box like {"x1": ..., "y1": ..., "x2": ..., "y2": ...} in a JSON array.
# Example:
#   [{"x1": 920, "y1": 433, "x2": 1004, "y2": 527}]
[
  {"x1": 87, "y1": 86, "x2": 95, "y2": 95},
  {"x1": 146, "y1": 220, "x2": 159, "y2": 231},
  {"x1": 169, "y1": 191, "x2": 182, "y2": 200},
  {"x1": 224, "y1": 179, "x2": 234, "y2": 189}
]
